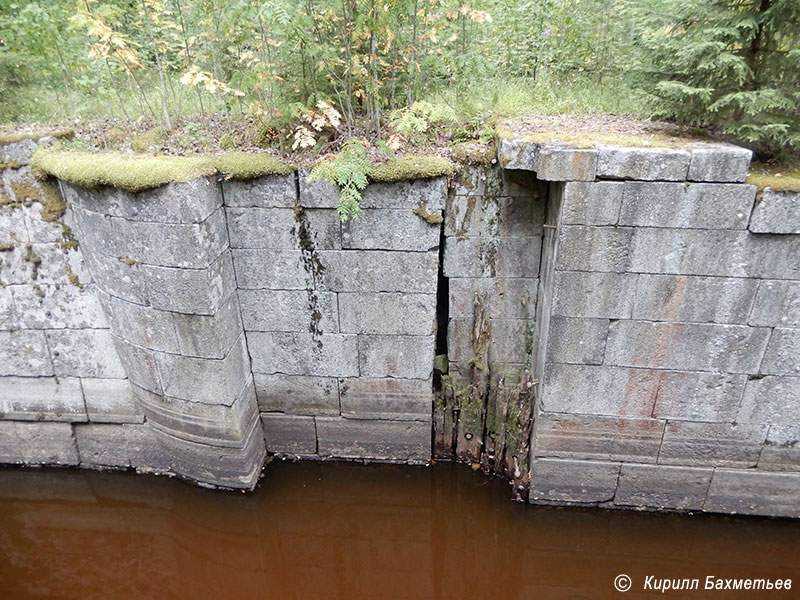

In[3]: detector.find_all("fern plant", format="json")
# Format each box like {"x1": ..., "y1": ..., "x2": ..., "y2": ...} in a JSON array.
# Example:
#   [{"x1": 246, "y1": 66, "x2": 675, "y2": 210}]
[{"x1": 307, "y1": 139, "x2": 369, "y2": 222}]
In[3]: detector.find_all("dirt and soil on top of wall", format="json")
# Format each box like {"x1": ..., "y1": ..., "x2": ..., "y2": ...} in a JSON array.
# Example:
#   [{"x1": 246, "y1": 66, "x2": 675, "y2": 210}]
[{"x1": 2, "y1": 113, "x2": 798, "y2": 192}]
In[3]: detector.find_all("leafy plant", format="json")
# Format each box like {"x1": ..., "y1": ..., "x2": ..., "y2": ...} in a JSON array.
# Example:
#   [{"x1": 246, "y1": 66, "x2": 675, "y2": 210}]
[{"x1": 307, "y1": 139, "x2": 369, "y2": 222}]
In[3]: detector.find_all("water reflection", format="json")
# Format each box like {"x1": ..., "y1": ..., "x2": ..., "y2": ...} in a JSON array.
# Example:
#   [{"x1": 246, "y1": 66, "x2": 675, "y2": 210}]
[{"x1": 0, "y1": 462, "x2": 798, "y2": 599}]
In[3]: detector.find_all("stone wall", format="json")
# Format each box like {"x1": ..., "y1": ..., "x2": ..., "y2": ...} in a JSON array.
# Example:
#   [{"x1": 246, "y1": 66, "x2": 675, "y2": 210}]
[
  {"x1": 0, "y1": 136, "x2": 150, "y2": 471},
  {"x1": 1, "y1": 133, "x2": 798, "y2": 516},
  {"x1": 227, "y1": 171, "x2": 442, "y2": 463},
  {"x1": 497, "y1": 139, "x2": 800, "y2": 518}
]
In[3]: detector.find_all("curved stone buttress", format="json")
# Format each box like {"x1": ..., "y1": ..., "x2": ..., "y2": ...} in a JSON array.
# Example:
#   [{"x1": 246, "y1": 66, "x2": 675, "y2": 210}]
[{"x1": 61, "y1": 178, "x2": 265, "y2": 489}]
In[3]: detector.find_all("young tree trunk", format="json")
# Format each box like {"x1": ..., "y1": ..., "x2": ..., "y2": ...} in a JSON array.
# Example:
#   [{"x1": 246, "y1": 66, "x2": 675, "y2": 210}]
[{"x1": 140, "y1": 0, "x2": 173, "y2": 129}]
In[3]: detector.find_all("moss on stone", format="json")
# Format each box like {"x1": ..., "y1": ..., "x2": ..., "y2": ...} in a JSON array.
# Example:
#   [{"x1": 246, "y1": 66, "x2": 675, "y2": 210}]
[
  {"x1": 214, "y1": 151, "x2": 295, "y2": 179},
  {"x1": 219, "y1": 133, "x2": 236, "y2": 150},
  {"x1": 32, "y1": 148, "x2": 296, "y2": 192},
  {"x1": 0, "y1": 161, "x2": 23, "y2": 170},
  {"x1": 117, "y1": 256, "x2": 138, "y2": 266},
  {"x1": 451, "y1": 141, "x2": 496, "y2": 166},
  {"x1": 0, "y1": 241, "x2": 14, "y2": 252},
  {"x1": 495, "y1": 121, "x2": 695, "y2": 150},
  {"x1": 747, "y1": 163, "x2": 800, "y2": 192},
  {"x1": 65, "y1": 264, "x2": 83, "y2": 289},
  {"x1": 413, "y1": 203, "x2": 444, "y2": 224},
  {"x1": 9, "y1": 181, "x2": 40, "y2": 203},
  {"x1": 130, "y1": 127, "x2": 168, "y2": 153},
  {"x1": 39, "y1": 183, "x2": 66, "y2": 222},
  {"x1": 368, "y1": 155, "x2": 454, "y2": 182},
  {"x1": 0, "y1": 128, "x2": 74, "y2": 145},
  {"x1": 104, "y1": 126, "x2": 127, "y2": 146}
]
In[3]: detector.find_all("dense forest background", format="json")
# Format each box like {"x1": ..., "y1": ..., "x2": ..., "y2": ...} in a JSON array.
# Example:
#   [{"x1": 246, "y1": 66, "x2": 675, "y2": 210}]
[{"x1": 0, "y1": 0, "x2": 798, "y2": 157}]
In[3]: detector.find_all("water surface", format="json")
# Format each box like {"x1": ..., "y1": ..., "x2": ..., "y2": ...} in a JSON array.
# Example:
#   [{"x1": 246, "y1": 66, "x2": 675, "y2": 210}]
[{"x1": 1, "y1": 461, "x2": 798, "y2": 599}]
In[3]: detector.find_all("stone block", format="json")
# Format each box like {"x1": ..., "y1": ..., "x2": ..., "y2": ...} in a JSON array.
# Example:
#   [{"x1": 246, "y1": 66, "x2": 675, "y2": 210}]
[
  {"x1": 0, "y1": 330, "x2": 53, "y2": 376},
  {"x1": 155, "y1": 334, "x2": 250, "y2": 404},
  {"x1": 618, "y1": 182, "x2": 755, "y2": 229},
  {"x1": 172, "y1": 293, "x2": 244, "y2": 359},
  {"x1": 446, "y1": 318, "x2": 472, "y2": 363},
  {"x1": 448, "y1": 278, "x2": 538, "y2": 320},
  {"x1": 226, "y1": 207, "x2": 340, "y2": 250},
  {"x1": 239, "y1": 289, "x2": 338, "y2": 333},
  {"x1": 530, "y1": 458, "x2": 620, "y2": 504},
  {"x1": 21, "y1": 203, "x2": 67, "y2": 244},
  {"x1": 254, "y1": 373, "x2": 339, "y2": 415},
  {"x1": 14, "y1": 422, "x2": 79, "y2": 465},
  {"x1": 319, "y1": 249, "x2": 439, "y2": 293},
  {"x1": 0, "y1": 422, "x2": 23, "y2": 463},
  {"x1": 0, "y1": 286, "x2": 15, "y2": 330},
  {"x1": 561, "y1": 181, "x2": 623, "y2": 225},
  {"x1": 1, "y1": 139, "x2": 38, "y2": 164},
  {"x1": 687, "y1": 143, "x2": 752, "y2": 183},
  {"x1": 540, "y1": 364, "x2": 659, "y2": 418},
  {"x1": 760, "y1": 328, "x2": 800, "y2": 376},
  {"x1": 260, "y1": 413, "x2": 317, "y2": 455},
  {"x1": 488, "y1": 318, "x2": 535, "y2": 364},
  {"x1": 232, "y1": 248, "x2": 307, "y2": 290},
  {"x1": 604, "y1": 321, "x2": 770, "y2": 374},
  {"x1": 632, "y1": 274, "x2": 759, "y2": 324},
  {"x1": 552, "y1": 271, "x2": 637, "y2": 319},
  {"x1": 143, "y1": 252, "x2": 236, "y2": 315},
  {"x1": 615, "y1": 464, "x2": 713, "y2": 510},
  {"x1": 362, "y1": 178, "x2": 448, "y2": 210},
  {"x1": 532, "y1": 412, "x2": 665, "y2": 463},
  {"x1": 658, "y1": 421, "x2": 768, "y2": 468},
  {"x1": 749, "y1": 280, "x2": 800, "y2": 327},
  {"x1": 748, "y1": 190, "x2": 800, "y2": 234},
  {"x1": 358, "y1": 334, "x2": 435, "y2": 379},
  {"x1": 596, "y1": 146, "x2": 690, "y2": 181},
  {"x1": 123, "y1": 423, "x2": 173, "y2": 472},
  {"x1": 75, "y1": 423, "x2": 131, "y2": 468},
  {"x1": 651, "y1": 371, "x2": 746, "y2": 422},
  {"x1": 748, "y1": 233, "x2": 800, "y2": 280},
  {"x1": 759, "y1": 425, "x2": 800, "y2": 471},
  {"x1": 339, "y1": 377, "x2": 432, "y2": 420},
  {"x1": 534, "y1": 146, "x2": 597, "y2": 181},
  {"x1": 111, "y1": 336, "x2": 162, "y2": 394},
  {"x1": 135, "y1": 380, "x2": 258, "y2": 447},
  {"x1": 704, "y1": 469, "x2": 800, "y2": 518},
  {"x1": 555, "y1": 225, "x2": 633, "y2": 272},
  {"x1": 545, "y1": 317, "x2": 609, "y2": 365},
  {"x1": 46, "y1": 328, "x2": 127, "y2": 378},
  {"x1": 444, "y1": 236, "x2": 542, "y2": 278},
  {"x1": 445, "y1": 194, "x2": 543, "y2": 238},
  {"x1": 100, "y1": 292, "x2": 181, "y2": 353},
  {"x1": 65, "y1": 178, "x2": 222, "y2": 223},
  {"x1": 0, "y1": 376, "x2": 86, "y2": 422},
  {"x1": 155, "y1": 417, "x2": 266, "y2": 490},
  {"x1": 451, "y1": 165, "x2": 488, "y2": 197},
  {"x1": 342, "y1": 209, "x2": 440, "y2": 252},
  {"x1": 109, "y1": 209, "x2": 228, "y2": 269},
  {"x1": 79, "y1": 245, "x2": 150, "y2": 305},
  {"x1": 11, "y1": 284, "x2": 109, "y2": 330},
  {"x1": 248, "y1": 331, "x2": 359, "y2": 377},
  {"x1": 338, "y1": 292, "x2": 436, "y2": 335},
  {"x1": 222, "y1": 174, "x2": 296, "y2": 208},
  {"x1": 316, "y1": 417, "x2": 430, "y2": 463},
  {"x1": 82, "y1": 377, "x2": 144, "y2": 423},
  {"x1": 497, "y1": 137, "x2": 537, "y2": 170},
  {"x1": 738, "y1": 376, "x2": 800, "y2": 425},
  {"x1": 298, "y1": 171, "x2": 338, "y2": 208}
]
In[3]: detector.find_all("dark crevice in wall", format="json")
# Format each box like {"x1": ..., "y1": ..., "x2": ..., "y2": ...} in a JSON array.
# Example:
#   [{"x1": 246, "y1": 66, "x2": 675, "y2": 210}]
[{"x1": 433, "y1": 220, "x2": 449, "y2": 393}]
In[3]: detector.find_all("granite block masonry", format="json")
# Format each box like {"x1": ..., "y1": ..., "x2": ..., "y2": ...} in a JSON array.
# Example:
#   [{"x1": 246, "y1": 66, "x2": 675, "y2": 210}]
[{"x1": 2, "y1": 131, "x2": 800, "y2": 518}]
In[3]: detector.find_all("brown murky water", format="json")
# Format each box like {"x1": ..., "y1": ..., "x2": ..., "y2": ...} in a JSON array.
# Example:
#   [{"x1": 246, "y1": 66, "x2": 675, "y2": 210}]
[{"x1": 1, "y1": 461, "x2": 798, "y2": 600}]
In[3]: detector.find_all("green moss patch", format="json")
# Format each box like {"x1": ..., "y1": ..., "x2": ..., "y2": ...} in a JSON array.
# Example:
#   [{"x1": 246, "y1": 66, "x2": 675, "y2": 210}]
[
  {"x1": 214, "y1": 152, "x2": 295, "y2": 179},
  {"x1": 368, "y1": 155, "x2": 454, "y2": 182},
  {"x1": 32, "y1": 148, "x2": 295, "y2": 193},
  {"x1": 747, "y1": 163, "x2": 800, "y2": 192},
  {"x1": 130, "y1": 127, "x2": 168, "y2": 153},
  {"x1": 0, "y1": 161, "x2": 23, "y2": 170},
  {"x1": 451, "y1": 141, "x2": 495, "y2": 166},
  {"x1": 0, "y1": 128, "x2": 74, "y2": 146}
]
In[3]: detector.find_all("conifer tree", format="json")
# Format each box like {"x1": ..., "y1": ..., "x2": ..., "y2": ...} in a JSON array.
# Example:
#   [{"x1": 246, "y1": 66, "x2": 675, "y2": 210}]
[{"x1": 633, "y1": 0, "x2": 800, "y2": 155}]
